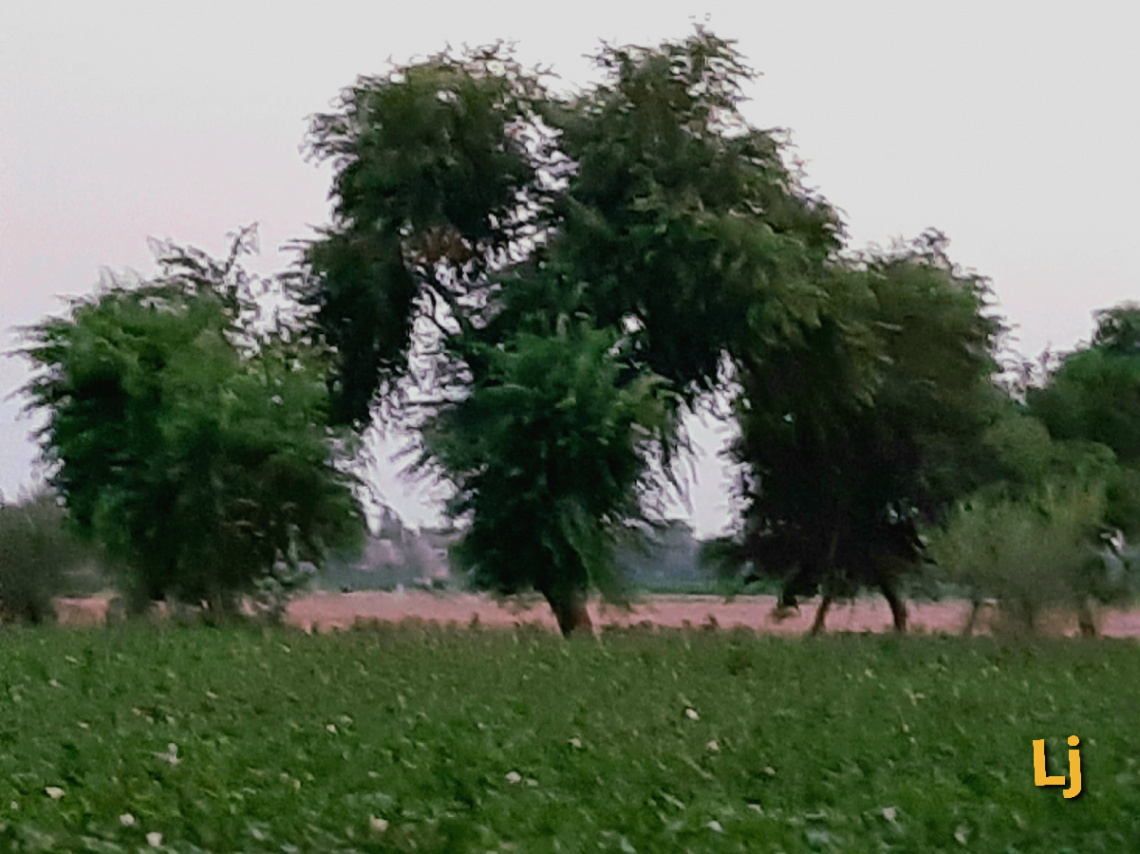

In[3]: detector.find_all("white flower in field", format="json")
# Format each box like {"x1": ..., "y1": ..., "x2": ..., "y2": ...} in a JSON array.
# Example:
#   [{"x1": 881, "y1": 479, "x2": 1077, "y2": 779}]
[
  {"x1": 154, "y1": 743, "x2": 180, "y2": 765},
  {"x1": 146, "y1": 831, "x2": 163, "y2": 847},
  {"x1": 120, "y1": 813, "x2": 136, "y2": 826},
  {"x1": 706, "y1": 740, "x2": 719, "y2": 752},
  {"x1": 684, "y1": 708, "x2": 700, "y2": 721},
  {"x1": 369, "y1": 815, "x2": 388, "y2": 833},
  {"x1": 44, "y1": 787, "x2": 65, "y2": 800},
  {"x1": 706, "y1": 820, "x2": 723, "y2": 833},
  {"x1": 880, "y1": 806, "x2": 899, "y2": 823},
  {"x1": 504, "y1": 771, "x2": 522, "y2": 784}
]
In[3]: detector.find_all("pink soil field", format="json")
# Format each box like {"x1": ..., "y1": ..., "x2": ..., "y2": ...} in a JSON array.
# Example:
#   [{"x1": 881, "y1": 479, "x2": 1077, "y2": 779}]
[{"x1": 50, "y1": 591, "x2": 1140, "y2": 637}]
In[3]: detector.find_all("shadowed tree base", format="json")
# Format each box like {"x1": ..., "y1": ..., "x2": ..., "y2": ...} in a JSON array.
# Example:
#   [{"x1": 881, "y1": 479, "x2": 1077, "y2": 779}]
[
  {"x1": 809, "y1": 583, "x2": 908, "y2": 635},
  {"x1": 542, "y1": 587, "x2": 593, "y2": 637}
]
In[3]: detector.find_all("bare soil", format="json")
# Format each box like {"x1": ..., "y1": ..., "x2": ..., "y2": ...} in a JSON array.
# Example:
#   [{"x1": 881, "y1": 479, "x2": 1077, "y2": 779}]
[{"x1": 51, "y1": 591, "x2": 1140, "y2": 637}]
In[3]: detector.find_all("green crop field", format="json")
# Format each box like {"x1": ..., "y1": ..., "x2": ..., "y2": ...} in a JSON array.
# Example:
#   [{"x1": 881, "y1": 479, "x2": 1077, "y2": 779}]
[{"x1": 1, "y1": 626, "x2": 1137, "y2": 853}]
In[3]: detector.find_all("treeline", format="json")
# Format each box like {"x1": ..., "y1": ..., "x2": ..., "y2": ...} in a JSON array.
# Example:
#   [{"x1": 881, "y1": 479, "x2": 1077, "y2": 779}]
[{"x1": 9, "y1": 28, "x2": 1139, "y2": 633}]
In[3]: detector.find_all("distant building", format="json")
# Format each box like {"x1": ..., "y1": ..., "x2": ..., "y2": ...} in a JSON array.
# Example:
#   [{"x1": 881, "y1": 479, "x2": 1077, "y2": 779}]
[{"x1": 320, "y1": 508, "x2": 459, "y2": 590}]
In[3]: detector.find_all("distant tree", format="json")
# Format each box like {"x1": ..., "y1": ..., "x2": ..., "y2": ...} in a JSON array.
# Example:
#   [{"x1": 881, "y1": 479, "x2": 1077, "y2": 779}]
[
  {"x1": 1029, "y1": 303, "x2": 1140, "y2": 468},
  {"x1": 292, "y1": 29, "x2": 841, "y2": 632},
  {"x1": 20, "y1": 231, "x2": 365, "y2": 615},
  {"x1": 0, "y1": 490, "x2": 84, "y2": 624},
  {"x1": 723, "y1": 233, "x2": 1004, "y2": 631}
]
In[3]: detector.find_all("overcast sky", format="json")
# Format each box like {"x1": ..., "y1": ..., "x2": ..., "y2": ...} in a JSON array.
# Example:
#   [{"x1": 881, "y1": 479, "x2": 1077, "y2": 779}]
[{"x1": 2, "y1": 0, "x2": 1137, "y2": 535}]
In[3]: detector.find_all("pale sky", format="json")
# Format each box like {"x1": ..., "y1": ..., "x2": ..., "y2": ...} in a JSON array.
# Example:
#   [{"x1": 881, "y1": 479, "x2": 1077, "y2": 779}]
[{"x1": 2, "y1": 1, "x2": 1137, "y2": 535}]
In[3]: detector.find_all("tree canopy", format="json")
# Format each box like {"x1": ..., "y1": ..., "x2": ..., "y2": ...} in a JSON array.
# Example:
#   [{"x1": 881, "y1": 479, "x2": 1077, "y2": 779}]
[
  {"x1": 21, "y1": 232, "x2": 365, "y2": 613},
  {"x1": 721, "y1": 233, "x2": 1003, "y2": 629},
  {"x1": 294, "y1": 29, "x2": 857, "y2": 631}
]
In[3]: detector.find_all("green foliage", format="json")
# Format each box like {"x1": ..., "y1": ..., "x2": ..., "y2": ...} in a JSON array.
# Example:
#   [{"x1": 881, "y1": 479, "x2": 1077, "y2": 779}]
[
  {"x1": 20, "y1": 233, "x2": 365, "y2": 612},
  {"x1": 293, "y1": 44, "x2": 554, "y2": 427},
  {"x1": 1029, "y1": 303, "x2": 1140, "y2": 469},
  {"x1": 419, "y1": 322, "x2": 675, "y2": 628},
  {"x1": 0, "y1": 492, "x2": 84, "y2": 624},
  {"x1": 727, "y1": 233, "x2": 1003, "y2": 606},
  {"x1": 296, "y1": 28, "x2": 852, "y2": 617},
  {"x1": 929, "y1": 484, "x2": 1133, "y2": 632},
  {"x1": 544, "y1": 28, "x2": 842, "y2": 401},
  {"x1": 298, "y1": 28, "x2": 841, "y2": 422},
  {"x1": 2, "y1": 627, "x2": 1140, "y2": 852}
]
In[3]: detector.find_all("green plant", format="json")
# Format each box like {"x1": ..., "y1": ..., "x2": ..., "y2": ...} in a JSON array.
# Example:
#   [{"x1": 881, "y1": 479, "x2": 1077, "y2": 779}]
[
  {"x1": 20, "y1": 230, "x2": 366, "y2": 614},
  {"x1": 929, "y1": 484, "x2": 1129, "y2": 634},
  {"x1": 419, "y1": 322, "x2": 676, "y2": 634},
  {"x1": 0, "y1": 491, "x2": 82, "y2": 624},
  {"x1": 1, "y1": 627, "x2": 1139, "y2": 852}
]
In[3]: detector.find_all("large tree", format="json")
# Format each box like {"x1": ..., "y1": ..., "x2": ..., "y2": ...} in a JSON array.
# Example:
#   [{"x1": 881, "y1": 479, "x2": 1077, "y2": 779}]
[
  {"x1": 294, "y1": 29, "x2": 842, "y2": 632},
  {"x1": 21, "y1": 231, "x2": 365, "y2": 614}
]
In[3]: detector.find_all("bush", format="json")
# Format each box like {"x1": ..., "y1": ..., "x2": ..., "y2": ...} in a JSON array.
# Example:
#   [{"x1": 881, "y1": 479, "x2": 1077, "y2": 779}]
[
  {"x1": 0, "y1": 492, "x2": 82, "y2": 624},
  {"x1": 929, "y1": 484, "x2": 1133, "y2": 634}
]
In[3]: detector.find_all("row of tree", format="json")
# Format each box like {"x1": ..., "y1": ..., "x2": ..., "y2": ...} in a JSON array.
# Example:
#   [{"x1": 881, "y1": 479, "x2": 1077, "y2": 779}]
[{"x1": 15, "y1": 28, "x2": 1140, "y2": 632}]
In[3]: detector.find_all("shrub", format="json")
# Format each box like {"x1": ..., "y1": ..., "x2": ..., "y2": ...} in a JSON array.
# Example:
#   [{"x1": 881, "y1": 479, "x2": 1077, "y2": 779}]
[
  {"x1": 0, "y1": 492, "x2": 82, "y2": 624},
  {"x1": 929, "y1": 484, "x2": 1133, "y2": 634}
]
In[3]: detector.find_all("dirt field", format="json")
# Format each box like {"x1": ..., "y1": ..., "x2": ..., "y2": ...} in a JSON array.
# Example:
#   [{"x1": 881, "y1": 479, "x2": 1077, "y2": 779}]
[{"x1": 51, "y1": 591, "x2": 1140, "y2": 637}]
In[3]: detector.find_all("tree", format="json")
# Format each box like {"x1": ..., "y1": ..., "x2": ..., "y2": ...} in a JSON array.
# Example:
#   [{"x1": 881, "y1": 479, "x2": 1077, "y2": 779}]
[
  {"x1": 418, "y1": 321, "x2": 675, "y2": 633},
  {"x1": 944, "y1": 301, "x2": 1140, "y2": 634},
  {"x1": 20, "y1": 231, "x2": 365, "y2": 614},
  {"x1": 1028, "y1": 304, "x2": 1140, "y2": 468},
  {"x1": 721, "y1": 233, "x2": 1004, "y2": 631},
  {"x1": 293, "y1": 29, "x2": 842, "y2": 631}
]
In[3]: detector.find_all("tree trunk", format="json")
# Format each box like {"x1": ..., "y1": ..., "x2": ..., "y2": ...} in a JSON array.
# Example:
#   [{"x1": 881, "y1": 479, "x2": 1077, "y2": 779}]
[
  {"x1": 879, "y1": 581, "x2": 908, "y2": 633},
  {"x1": 1077, "y1": 600, "x2": 1098, "y2": 638},
  {"x1": 542, "y1": 586, "x2": 592, "y2": 637},
  {"x1": 809, "y1": 595, "x2": 833, "y2": 634},
  {"x1": 809, "y1": 529, "x2": 842, "y2": 635},
  {"x1": 961, "y1": 599, "x2": 981, "y2": 637}
]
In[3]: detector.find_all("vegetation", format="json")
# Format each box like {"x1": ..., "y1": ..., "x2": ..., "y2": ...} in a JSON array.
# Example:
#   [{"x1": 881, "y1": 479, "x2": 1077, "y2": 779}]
[
  {"x1": 0, "y1": 491, "x2": 85, "y2": 624},
  {"x1": 11, "y1": 25, "x2": 1140, "y2": 631},
  {"x1": 923, "y1": 305, "x2": 1140, "y2": 634},
  {"x1": 418, "y1": 323, "x2": 675, "y2": 633},
  {"x1": 929, "y1": 484, "x2": 1130, "y2": 635},
  {"x1": 289, "y1": 29, "x2": 924, "y2": 629},
  {"x1": 1, "y1": 626, "x2": 1138, "y2": 853},
  {"x1": 723, "y1": 235, "x2": 1003, "y2": 631},
  {"x1": 19, "y1": 231, "x2": 366, "y2": 615}
]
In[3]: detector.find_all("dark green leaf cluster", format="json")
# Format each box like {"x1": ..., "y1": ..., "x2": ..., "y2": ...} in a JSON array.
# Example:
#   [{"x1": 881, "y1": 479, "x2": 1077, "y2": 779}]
[{"x1": 727, "y1": 233, "x2": 1004, "y2": 606}]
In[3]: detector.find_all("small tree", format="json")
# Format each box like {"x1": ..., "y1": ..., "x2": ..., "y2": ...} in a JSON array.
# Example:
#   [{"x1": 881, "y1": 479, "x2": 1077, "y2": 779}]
[
  {"x1": 418, "y1": 321, "x2": 675, "y2": 634},
  {"x1": 20, "y1": 231, "x2": 365, "y2": 615},
  {"x1": 930, "y1": 483, "x2": 1131, "y2": 635}
]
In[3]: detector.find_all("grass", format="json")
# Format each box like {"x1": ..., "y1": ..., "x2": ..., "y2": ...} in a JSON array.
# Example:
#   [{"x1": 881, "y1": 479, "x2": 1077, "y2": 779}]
[{"x1": 0, "y1": 625, "x2": 1137, "y2": 853}]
